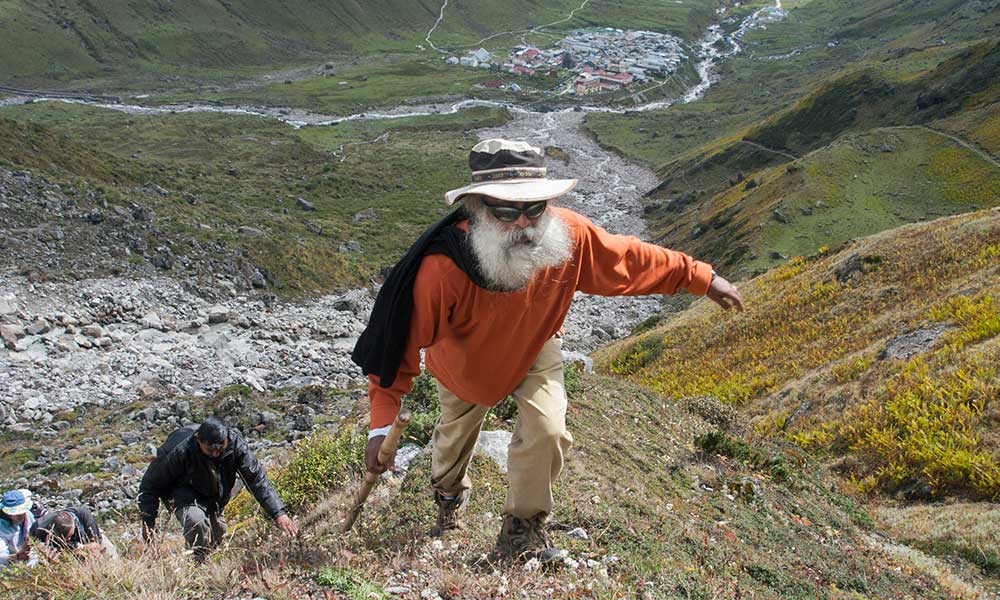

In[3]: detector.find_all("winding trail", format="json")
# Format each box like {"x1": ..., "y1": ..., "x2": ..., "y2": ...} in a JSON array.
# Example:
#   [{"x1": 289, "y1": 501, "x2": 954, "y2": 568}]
[
  {"x1": 740, "y1": 139, "x2": 799, "y2": 161},
  {"x1": 425, "y1": 0, "x2": 592, "y2": 52},
  {"x1": 424, "y1": 0, "x2": 449, "y2": 52},
  {"x1": 910, "y1": 125, "x2": 1000, "y2": 171}
]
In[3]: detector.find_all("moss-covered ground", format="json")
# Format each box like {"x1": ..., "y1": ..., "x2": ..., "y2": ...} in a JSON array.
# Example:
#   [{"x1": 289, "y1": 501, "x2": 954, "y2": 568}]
[{"x1": 0, "y1": 101, "x2": 512, "y2": 294}]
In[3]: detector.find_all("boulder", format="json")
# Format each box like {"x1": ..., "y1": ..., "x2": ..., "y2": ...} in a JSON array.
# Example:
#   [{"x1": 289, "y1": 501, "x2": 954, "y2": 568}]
[
  {"x1": 132, "y1": 205, "x2": 155, "y2": 221},
  {"x1": 333, "y1": 289, "x2": 369, "y2": 314},
  {"x1": 208, "y1": 306, "x2": 231, "y2": 324},
  {"x1": 140, "y1": 312, "x2": 163, "y2": 330},
  {"x1": 1, "y1": 323, "x2": 24, "y2": 348},
  {"x1": 0, "y1": 297, "x2": 17, "y2": 315},
  {"x1": 353, "y1": 207, "x2": 376, "y2": 221},
  {"x1": 878, "y1": 325, "x2": 948, "y2": 361},
  {"x1": 295, "y1": 197, "x2": 317, "y2": 211},
  {"x1": 561, "y1": 350, "x2": 593, "y2": 373},
  {"x1": 238, "y1": 226, "x2": 265, "y2": 237},
  {"x1": 151, "y1": 248, "x2": 175, "y2": 270},
  {"x1": 475, "y1": 430, "x2": 512, "y2": 472},
  {"x1": 82, "y1": 324, "x2": 105, "y2": 338}
]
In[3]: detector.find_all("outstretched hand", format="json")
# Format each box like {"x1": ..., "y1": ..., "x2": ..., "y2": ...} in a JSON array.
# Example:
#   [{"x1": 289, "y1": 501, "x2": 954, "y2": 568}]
[
  {"x1": 275, "y1": 513, "x2": 299, "y2": 538},
  {"x1": 706, "y1": 274, "x2": 745, "y2": 312}
]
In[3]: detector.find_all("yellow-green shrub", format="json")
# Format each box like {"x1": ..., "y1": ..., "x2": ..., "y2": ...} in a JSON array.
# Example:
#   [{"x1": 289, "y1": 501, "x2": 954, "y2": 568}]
[
  {"x1": 227, "y1": 427, "x2": 365, "y2": 520},
  {"x1": 838, "y1": 354, "x2": 1000, "y2": 498},
  {"x1": 928, "y1": 292, "x2": 1000, "y2": 350}
]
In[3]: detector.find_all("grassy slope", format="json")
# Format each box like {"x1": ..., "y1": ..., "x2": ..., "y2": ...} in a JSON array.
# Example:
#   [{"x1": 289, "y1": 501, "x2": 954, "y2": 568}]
[
  {"x1": 0, "y1": 0, "x2": 720, "y2": 90},
  {"x1": 593, "y1": 205, "x2": 1000, "y2": 588},
  {"x1": 594, "y1": 207, "x2": 1000, "y2": 501},
  {"x1": 0, "y1": 374, "x2": 958, "y2": 599},
  {"x1": 653, "y1": 125, "x2": 1000, "y2": 278},
  {"x1": 0, "y1": 102, "x2": 512, "y2": 293},
  {"x1": 643, "y1": 37, "x2": 1000, "y2": 207}
]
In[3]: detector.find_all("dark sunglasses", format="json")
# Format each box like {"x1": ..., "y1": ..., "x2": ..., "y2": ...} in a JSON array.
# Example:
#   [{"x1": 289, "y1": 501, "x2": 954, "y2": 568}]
[{"x1": 482, "y1": 200, "x2": 547, "y2": 222}]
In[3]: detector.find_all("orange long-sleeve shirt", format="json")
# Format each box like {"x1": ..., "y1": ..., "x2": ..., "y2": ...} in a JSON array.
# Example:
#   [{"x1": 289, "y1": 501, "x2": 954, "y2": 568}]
[{"x1": 368, "y1": 207, "x2": 713, "y2": 428}]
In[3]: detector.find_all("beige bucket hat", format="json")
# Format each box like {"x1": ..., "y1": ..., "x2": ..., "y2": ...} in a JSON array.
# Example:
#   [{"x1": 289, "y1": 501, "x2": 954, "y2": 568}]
[{"x1": 444, "y1": 139, "x2": 577, "y2": 205}]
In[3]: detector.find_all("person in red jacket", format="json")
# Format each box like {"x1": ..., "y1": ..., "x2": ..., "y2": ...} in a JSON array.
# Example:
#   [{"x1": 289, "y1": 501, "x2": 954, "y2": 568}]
[{"x1": 352, "y1": 139, "x2": 743, "y2": 562}]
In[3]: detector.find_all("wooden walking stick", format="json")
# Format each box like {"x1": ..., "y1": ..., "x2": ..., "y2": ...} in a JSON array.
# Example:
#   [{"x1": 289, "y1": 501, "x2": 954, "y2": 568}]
[{"x1": 341, "y1": 408, "x2": 412, "y2": 532}]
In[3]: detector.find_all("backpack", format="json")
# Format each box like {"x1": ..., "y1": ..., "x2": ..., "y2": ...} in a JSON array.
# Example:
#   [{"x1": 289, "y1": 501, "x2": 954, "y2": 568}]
[{"x1": 157, "y1": 424, "x2": 198, "y2": 460}]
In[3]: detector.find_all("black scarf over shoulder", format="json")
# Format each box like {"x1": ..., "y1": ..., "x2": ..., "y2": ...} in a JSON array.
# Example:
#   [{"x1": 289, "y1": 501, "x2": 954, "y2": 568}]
[{"x1": 351, "y1": 209, "x2": 490, "y2": 388}]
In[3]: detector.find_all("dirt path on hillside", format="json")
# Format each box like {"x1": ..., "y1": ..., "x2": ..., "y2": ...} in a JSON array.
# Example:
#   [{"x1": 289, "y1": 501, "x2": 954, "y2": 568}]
[{"x1": 910, "y1": 125, "x2": 1000, "y2": 170}]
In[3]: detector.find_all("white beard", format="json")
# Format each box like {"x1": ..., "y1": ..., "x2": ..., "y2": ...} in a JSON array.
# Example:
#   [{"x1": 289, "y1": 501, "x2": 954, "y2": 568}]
[{"x1": 467, "y1": 204, "x2": 574, "y2": 291}]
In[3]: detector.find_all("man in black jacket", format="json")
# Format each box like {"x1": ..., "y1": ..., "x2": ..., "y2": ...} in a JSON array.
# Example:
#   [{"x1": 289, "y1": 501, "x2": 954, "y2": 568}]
[{"x1": 137, "y1": 418, "x2": 297, "y2": 559}]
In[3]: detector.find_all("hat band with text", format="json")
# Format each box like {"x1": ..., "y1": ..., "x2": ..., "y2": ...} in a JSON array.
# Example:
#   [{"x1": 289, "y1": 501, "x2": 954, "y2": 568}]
[{"x1": 470, "y1": 167, "x2": 547, "y2": 183}]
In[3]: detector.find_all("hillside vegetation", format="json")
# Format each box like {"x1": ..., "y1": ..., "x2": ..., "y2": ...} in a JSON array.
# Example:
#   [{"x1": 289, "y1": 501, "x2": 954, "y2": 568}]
[
  {"x1": 0, "y1": 371, "x2": 967, "y2": 599},
  {"x1": 0, "y1": 0, "x2": 719, "y2": 89},
  {"x1": 656, "y1": 125, "x2": 1000, "y2": 277},
  {"x1": 0, "y1": 102, "x2": 512, "y2": 293},
  {"x1": 587, "y1": 0, "x2": 1000, "y2": 282},
  {"x1": 595, "y1": 207, "x2": 1000, "y2": 501}
]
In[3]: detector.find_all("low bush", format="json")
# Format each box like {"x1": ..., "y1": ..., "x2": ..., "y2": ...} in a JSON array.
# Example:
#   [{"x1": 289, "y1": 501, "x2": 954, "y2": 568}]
[
  {"x1": 695, "y1": 430, "x2": 791, "y2": 482},
  {"x1": 315, "y1": 566, "x2": 385, "y2": 599},
  {"x1": 227, "y1": 426, "x2": 365, "y2": 519}
]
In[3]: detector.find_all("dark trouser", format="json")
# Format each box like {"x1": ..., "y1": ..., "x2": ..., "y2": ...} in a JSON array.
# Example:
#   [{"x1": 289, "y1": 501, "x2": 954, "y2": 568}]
[{"x1": 174, "y1": 502, "x2": 226, "y2": 560}]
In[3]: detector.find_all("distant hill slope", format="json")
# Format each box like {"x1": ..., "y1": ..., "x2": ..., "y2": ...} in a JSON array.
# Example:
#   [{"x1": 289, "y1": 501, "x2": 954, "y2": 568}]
[
  {"x1": 636, "y1": 36, "x2": 1000, "y2": 278},
  {"x1": 1, "y1": 0, "x2": 437, "y2": 81},
  {"x1": 743, "y1": 41, "x2": 1000, "y2": 157},
  {"x1": 0, "y1": 0, "x2": 719, "y2": 87},
  {"x1": 651, "y1": 124, "x2": 1000, "y2": 277},
  {"x1": 648, "y1": 38, "x2": 1000, "y2": 205},
  {"x1": 595, "y1": 207, "x2": 1000, "y2": 502}
]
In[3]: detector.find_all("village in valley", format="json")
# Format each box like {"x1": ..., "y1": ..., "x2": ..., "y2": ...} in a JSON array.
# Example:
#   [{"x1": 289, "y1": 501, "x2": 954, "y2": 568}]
[{"x1": 445, "y1": 28, "x2": 689, "y2": 96}]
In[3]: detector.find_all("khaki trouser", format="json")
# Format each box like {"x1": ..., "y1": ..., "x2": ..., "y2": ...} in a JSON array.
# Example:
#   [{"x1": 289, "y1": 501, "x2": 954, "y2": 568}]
[
  {"x1": 430, "y1": 336, "x2": 573, "y2": 519},
  {"x1": 174, "y1": 502, "x2": 227, "y2": 559}
]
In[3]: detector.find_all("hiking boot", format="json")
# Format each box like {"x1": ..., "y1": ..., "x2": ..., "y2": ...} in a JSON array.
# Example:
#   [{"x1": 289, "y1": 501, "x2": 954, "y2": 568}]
[
  {"x1": 493, "y1": 513, "x2": 564, "y2": 564},
  {"x1": 428, "y1": 489, "x2": 469, "y2": 537}
]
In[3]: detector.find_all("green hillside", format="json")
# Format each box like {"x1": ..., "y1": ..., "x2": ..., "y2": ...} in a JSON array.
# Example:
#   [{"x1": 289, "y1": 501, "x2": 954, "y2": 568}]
[
  {"x1": 596, "y1": 207, "x2": 1000, "y2": 501},
  {"x1": 0, "y1": 101, "x2": 512, "y2": 292},
  {"x1": 0, "y1": 0, "x2": 720, "y2": 89},
  {"x1": 643, "y1": 38, "x2": 1000, "y2": 207},
  {"x1": 651, "y1": 125, "x2": 1000, "y2": 277},
  {"x1": 586, "y1": 0, "x2": 1000, "y2": 281}
]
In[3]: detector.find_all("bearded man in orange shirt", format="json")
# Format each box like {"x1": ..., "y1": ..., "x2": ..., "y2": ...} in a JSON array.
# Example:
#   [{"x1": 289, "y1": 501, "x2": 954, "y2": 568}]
[{"x1": 353, "y1": 138, "x2": 744, "y2": 562}]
